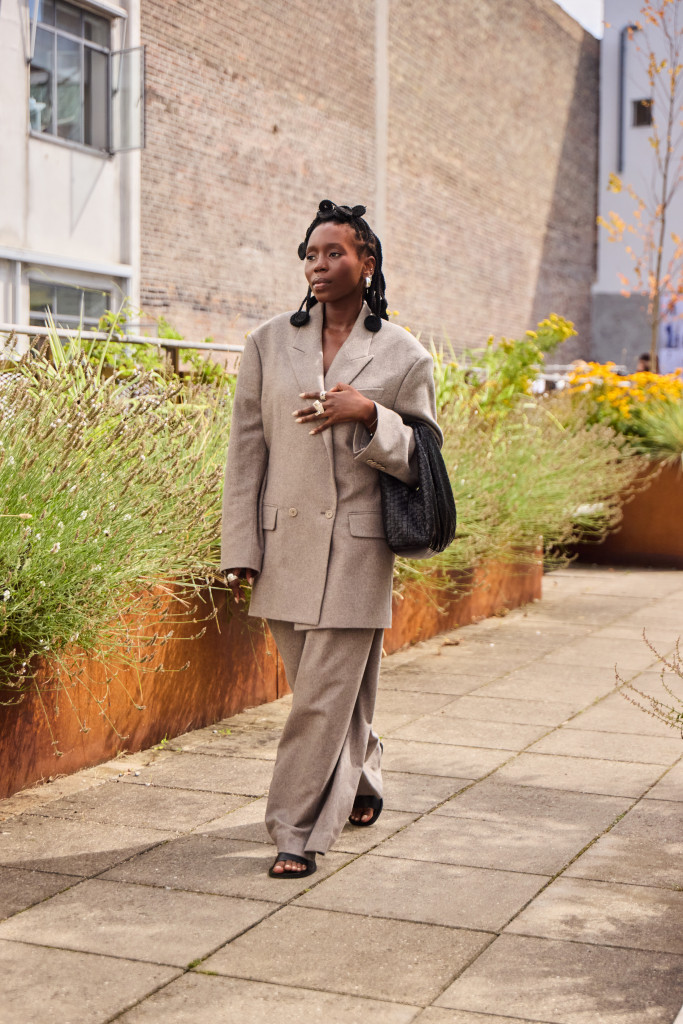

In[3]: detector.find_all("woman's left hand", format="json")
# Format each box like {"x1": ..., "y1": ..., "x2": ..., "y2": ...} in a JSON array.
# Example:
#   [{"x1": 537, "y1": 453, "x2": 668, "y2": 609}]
[{"x1": 294, "y1": 383, "x2": 376, "y2": 436}]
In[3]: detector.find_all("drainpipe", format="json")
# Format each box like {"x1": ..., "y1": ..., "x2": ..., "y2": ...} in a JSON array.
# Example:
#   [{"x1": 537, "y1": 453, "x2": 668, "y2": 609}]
[{"x1": 618, "y1": 24, "x2": 639, "y2": 173}]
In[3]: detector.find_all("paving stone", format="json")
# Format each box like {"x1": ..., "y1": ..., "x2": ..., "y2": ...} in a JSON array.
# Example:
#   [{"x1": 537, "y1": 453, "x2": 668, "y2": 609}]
[
  {"x1": 334, "y1": 810, "x2": 420, "y2": 854},
  {"x1": 565, "y1": 834, "x2": 683, "y2": 889},
  {"x1": 296, "y1": 854, "x2": 547, "y2": 931},
  {"x1": 564, "y1": 691, "x2": 677, "y2": 737},
  {"x1": 505, "y1": 876, "x2": 683, "y2": 954},
  {"x1": 392, "y1": 714, "x2": 548, "y2": 751},
  {"x1": 517, "y1": 594, "x2": 645, "y2": 626},
  {"x1": 116, "y1": 972, "x2": 419, "y2": 1024},
  {"x1": 371, "y1": 811, "x2": 606, "y2": 876},
  {"x1": 564, "y1": 799, "x2": 683, "y2": 889},
  {"x1": 413, "y1": 1011, "x2": 544, "y2": 1024},
  {"x1": 101, "y1": 834, "x2": 353, "y2": 902},
  {"x1": 432, "y1": 779, "x2": 630, "y2": 831},
  {"x1": 122, "y1": 753, "x2": 273, "y2": 795},
  {"x1": 436, "y1": 933, "x2": 683, "y2": 1023},
  {"x1": 0, "y1": 938, "x2": 180, "y2": 1024},
  {"x1": 202, "y1": 905, "x2": 491, "y2": 1006},
  {"x1": 383, "y1": 771, "x2": 474, "y2": 812},
  {"x1": 610, "y1": 797, "x2": 683, "y2": 841},
  {"x1": 527, "y1": 727, "x2": 682, "y2": 765},
  {"x1": 382, "y1": 739, "x2": 510, "y2": 779},
  {"x1": 643, "y1": 760, "x2": 683, "y2": 801},
  {"x1": 541, "y1": 636, "x2": 663, "y2": 672},
  {"x1": 380, "y1": 668, "x2": 492, "y2": 696},
  {"x1": 191, "y1": 728, "x2": 281, "y2": 760},
  {"x1": 493, "y1": 752, "x2": 665, "y2": 797},
  {"x1": 441, "y1": 694, "x2": 576, "y2": 727},
  {"x1": 375, "y1": 690, "x2": 458, "y2": 718},
  {"x1": 0, "y1": 813, "x2": 170, "y2": 876},
  {"x1": 0, "y1": 866, "x2": 81, "y2": 920},
  {"x1": 477, "y1": 664, "x2": 617, "y2": 706},
  {"x1": 0, "y1": 878, "x2": 273, "y2": 967},
  {"x1": 38, "y1": 779, "x2": 248, "y2": 831}
]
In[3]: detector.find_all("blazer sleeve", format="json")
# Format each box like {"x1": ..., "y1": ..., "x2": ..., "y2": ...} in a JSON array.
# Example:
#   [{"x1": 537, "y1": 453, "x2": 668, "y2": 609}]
[
  {"x1": 352, "y1": 349, "x2": 442, "y2": 487},
  {"x1": 220, "y1": 335, "x2": 269, "y2": 572}
]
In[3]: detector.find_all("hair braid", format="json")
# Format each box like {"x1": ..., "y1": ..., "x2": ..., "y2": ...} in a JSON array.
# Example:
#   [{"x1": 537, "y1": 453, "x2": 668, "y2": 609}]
[{"x1": 290, "y1": 200, "x2": 389, "y2": 332}]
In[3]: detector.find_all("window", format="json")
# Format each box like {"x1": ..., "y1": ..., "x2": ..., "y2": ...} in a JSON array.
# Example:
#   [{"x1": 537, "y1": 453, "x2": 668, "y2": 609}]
[
  {"x1": 30, "y1": 0, "x2": 110, "y2": 149},
  {"x1": 29, "y1": 281, "x2": 111, "y2": 330},
  {"x1": 632, "y1": 98, "x2": 653, "y2": 127},
  {"x1": 29, "y1": 0, "x2": 145, "y2": 152}
]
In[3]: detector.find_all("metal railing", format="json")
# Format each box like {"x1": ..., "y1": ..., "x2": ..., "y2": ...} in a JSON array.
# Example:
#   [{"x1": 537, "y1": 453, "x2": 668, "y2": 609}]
[{"x1": 0, "y1": 322, "x2": 245, "y2": 355}]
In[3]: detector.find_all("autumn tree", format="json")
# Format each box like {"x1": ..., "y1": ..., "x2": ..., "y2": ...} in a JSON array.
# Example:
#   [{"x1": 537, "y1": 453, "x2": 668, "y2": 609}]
[{"x1": 599, "y1": 0, "x2": 683, "y2": 367}]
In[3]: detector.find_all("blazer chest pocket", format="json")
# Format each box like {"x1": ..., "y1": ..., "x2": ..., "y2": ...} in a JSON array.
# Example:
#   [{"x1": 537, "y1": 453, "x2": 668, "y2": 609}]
[
  {"x1": 261, "y1": 503, "x2": 278, "y2": 530},
  {"x1": 348, "y1": 511, "x2": 385, "y2": 539}
]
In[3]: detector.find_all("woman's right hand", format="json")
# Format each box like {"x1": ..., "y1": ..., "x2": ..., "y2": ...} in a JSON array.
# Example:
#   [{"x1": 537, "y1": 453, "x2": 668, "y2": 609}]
[{"x1": 224, "y1": 568, "x2": 257, "y2": 603}]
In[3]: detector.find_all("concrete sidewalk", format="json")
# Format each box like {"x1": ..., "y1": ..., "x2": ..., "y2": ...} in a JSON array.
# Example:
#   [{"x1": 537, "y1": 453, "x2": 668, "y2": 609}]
[{"x1": 1, "y1": 566, "x2": 682, "y2": 1024}]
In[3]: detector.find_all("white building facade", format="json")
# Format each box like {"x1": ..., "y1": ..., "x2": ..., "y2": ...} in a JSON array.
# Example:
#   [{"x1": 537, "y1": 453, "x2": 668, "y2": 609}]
[
  {"x1": 0, "y1": 0, "x2": 143, "y2": 345},
  {"x1": 594, "y1": 0, "x2": 683, "y2": 369}
]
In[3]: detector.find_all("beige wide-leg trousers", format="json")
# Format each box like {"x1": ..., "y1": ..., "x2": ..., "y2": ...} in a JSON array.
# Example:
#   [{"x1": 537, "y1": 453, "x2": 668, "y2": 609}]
[{"x1": 265, "y1": 620, "x2": 384, "y2": 860}]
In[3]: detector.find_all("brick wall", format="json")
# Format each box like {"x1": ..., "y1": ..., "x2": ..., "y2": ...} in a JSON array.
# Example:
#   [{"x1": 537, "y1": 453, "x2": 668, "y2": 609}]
[{"x1": 140, "y1": 0, "x2": 598, "y2": 360}]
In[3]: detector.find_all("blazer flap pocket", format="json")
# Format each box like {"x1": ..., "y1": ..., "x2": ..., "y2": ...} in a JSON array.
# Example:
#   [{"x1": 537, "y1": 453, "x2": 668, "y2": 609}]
[
  {"x1": 262, "y1": 503, "x2": 278, "y2": 531},
  {"x1": 348, "y1": 511, "x2": 385, "y2": 539}
]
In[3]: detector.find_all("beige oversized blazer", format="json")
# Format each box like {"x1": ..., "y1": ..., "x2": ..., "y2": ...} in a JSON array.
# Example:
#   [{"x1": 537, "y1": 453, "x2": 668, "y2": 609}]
[{"x1": 220, "y1": 301, "x2": 441, "y2": 629}]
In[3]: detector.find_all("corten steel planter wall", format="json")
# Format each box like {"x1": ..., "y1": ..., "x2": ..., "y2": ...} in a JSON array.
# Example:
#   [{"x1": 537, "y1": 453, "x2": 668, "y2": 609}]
[
  {"x1": 575, "y1": 462, "x2": 683, "y2": 569},
  {"x1": 0, "y1": 557, "x2": 542, "y2": 799}
]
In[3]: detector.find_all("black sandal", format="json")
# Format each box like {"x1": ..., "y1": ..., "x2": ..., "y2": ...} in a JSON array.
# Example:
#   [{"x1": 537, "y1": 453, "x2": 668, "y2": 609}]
[
  {"x1": 348, "y1": 795, "x2": 383, "y2": 828},
  {"x1": 268, "y1": 853, "x2": 317, "y2": 879}
]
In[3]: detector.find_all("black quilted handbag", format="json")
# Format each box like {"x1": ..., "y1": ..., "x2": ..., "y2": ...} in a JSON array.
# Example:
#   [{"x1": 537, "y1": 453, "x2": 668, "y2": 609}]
[{"x1": 378, "y1": 418, "x2": 457, "y2": 559}]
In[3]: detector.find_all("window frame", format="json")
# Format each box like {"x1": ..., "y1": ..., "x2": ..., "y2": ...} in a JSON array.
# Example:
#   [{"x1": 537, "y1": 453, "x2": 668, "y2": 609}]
[
  {"x1": 29, "y1": 0, "x2": 113, "y2": 153},
  {"x1": 29, "y1": 279, "x2": 113, "y2": 331}
]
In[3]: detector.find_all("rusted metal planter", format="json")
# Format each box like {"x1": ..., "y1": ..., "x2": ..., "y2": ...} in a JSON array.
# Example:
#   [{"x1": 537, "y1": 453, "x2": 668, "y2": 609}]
[
  {"x1": 0, "y1": 556, "x2": 541, "y2": 799},
  {"x1": 575, "y1": 461, "x2": 683, "y2": 569}
]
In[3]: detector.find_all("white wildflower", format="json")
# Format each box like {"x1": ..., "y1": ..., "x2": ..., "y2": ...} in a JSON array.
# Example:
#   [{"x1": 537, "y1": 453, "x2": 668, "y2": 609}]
[
  {"x1": 109, "y1": 502, "x2": 116, "y2": 511},
  {"x1": 35, "y1": 533, "x2": 41, "y2": 540},
  {"x1": 2, "y1": 590, "x2": 10, "y2": 601},
  {"x1": 50, "y1": 542, "x2": 61, "y2": 554},
  {"x1": 8, "y1": 456, "x2": 15, "y2": 466},
  {"x1": 78, "y1": 511, "x2": 88, "y2": 521},
  {"x1": 91, "y1": 564, "x2": 102, "y2": 572},
  {"x1": 69, "y1": 484, "x2": 77, "y2": 493},
  {"x1": 57, "y1": 521, "x2": 64, "y2": 532},
  {"x1": 39, "y1": 580, "x2": 45, "y2": 587},
  {"x1": 123, "y1": 513, "x2": 132, "y2": 521},
  {"x1": 103, "y1": 529, "x2": 110, "y2": 537},
  {"x1": 140, "y1": 454, "x2": 146, "y2": 461}
]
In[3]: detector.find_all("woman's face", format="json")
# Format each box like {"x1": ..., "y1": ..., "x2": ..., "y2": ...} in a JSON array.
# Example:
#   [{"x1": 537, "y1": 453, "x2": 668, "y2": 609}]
[{"x1": 304, "y1": 222, "x2": 374, "y2": 305}]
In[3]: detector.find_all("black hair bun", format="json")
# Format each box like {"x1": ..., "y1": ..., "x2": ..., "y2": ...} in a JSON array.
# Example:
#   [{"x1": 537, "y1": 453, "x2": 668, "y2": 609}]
[
  {"x1": 351, "y1": 205, "x2": 367, "y2": 217},
  {"x1": 364, "y1": 314, "x2": 382, "y2": 333},
  {"x1": 318, "y1": 199, "x2": 334, "y2": 213},
  {"x1": 297, "y1": 241, "x2": 307, "y2": 260},
  {"x1": 290, "y1": 309, "x2": 310, "y2": 327}
]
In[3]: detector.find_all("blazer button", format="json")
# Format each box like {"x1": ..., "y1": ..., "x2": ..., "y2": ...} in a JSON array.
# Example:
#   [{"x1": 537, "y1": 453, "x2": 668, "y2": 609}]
[
  {"x1": 325, "y1": 509, "x2": 334, "y2": 519},
  {"x1": 288, "y1": 507, "x2": 298, "y2": 517}
]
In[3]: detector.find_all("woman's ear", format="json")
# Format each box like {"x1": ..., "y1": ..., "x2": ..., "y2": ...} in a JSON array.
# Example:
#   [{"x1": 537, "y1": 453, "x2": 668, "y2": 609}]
[{"x1": 364, "y1": 257, "x2": 376, "y2": 279}]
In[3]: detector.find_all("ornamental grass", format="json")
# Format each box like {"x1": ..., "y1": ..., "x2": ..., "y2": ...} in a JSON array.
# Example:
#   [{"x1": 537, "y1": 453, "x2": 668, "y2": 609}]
[{"x1": 0, "y1": 327, "x2": 231, "y2": 709}]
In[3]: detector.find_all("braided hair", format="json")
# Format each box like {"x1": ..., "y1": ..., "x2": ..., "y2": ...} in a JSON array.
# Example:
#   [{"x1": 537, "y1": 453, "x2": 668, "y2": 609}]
[{"x1": 290, "y1": 199, "x2": 389, "y2": 332}]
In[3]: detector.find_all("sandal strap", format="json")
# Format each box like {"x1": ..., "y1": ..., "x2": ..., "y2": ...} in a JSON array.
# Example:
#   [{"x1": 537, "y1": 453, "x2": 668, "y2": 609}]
[
  {"x1": 352, "y1": 795, "x2": 382, "y2": 811},
  {"x1": 275, "y1": 852, "x2": 310, "y2": 867}
]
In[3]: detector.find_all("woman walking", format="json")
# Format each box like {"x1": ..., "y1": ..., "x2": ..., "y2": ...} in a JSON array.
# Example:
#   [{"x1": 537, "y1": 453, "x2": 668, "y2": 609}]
[{"x1": 221, "y1": 200, "x2": 440, "y2": 877}]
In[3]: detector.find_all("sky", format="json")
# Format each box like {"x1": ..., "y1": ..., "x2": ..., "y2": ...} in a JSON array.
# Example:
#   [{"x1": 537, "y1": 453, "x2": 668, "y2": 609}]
[{"x1": 552, "y1": 0, "x2": 605, "y2": 38}]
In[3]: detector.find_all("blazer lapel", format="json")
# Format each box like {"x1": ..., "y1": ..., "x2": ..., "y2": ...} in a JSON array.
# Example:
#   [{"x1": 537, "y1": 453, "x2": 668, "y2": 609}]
[
  {"x1": 286, "y1": 303, "x2": 335, "y2": 468},
  {"x1": 287, "y1": 301, "x2": 325, "y2": 397},
  {"x1": 324, "y1": 302, "x2": 374, "y2": 388}
]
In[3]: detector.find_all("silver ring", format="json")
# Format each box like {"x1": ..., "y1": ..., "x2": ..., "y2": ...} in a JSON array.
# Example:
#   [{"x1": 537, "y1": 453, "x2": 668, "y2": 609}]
[
  {"x1": 225, "y1": 573, "x2": 239, "y2": 583},
  {"x1": 319, "y1": 390, "x2": 327, "y2": 401},
  {"x1": 313, "y1": 399, "x2": 325, "y2": 416}
]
